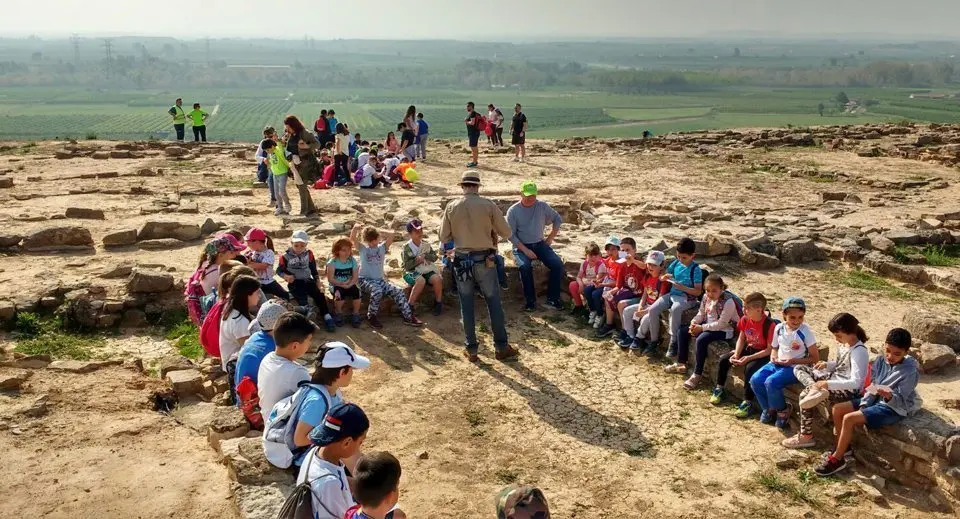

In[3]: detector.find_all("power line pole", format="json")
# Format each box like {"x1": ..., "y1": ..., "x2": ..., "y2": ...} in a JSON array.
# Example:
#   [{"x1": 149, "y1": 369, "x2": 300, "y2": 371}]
[
  {"x1": 102, "y1": 38, "x2": 113, "y2": 77},
  {"x1": 70, "y1": 34, "x2": 81, "y2": 64}
]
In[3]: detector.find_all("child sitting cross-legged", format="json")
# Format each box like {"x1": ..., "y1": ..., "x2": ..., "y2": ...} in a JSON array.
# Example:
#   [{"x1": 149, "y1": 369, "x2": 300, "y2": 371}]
[
  {"x1": 783, "y1": 312, "x2": 870, "y2": 449},
  {"x1": 326, "y1": 237, "x2": 363, "y2": 328},
  {"x1": 665, "y1": 274, "x2": 739, "y2": 385},
  {"x1": 401, "y1": 219, "x2": 443, "y2": 316},
  {"x1": 814, "y1": 328, "x2": 920, "y2": 476},
  {"x1": 344, "y1": 452, "x2": 409, "y2": 519},
  {"x1": 750, "y1": 297, "x2": 821, "y2": 429},
  {"x1": 715, "y1": 292, "x2": 775, "y2": 418},
  {"x1": 351, "y1": 224, "x2": 424, "y2": 329}
]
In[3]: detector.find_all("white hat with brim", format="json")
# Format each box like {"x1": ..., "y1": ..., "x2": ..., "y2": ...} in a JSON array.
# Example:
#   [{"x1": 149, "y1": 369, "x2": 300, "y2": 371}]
[{"x1": 319, "y1": 341, "x2": 371, "y2": 369}]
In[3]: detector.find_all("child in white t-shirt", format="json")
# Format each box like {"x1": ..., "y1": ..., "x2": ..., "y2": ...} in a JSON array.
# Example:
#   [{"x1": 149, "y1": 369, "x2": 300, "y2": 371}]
[
  {"x1": 748, "y1": 296, "x2": 820, "y2": 430},
  {"x1": 257, "y1": 312, "x2": 315, "y2": 424},
  {"x1": 244, "y1": 227, "x2": 289, "y2": 301}
]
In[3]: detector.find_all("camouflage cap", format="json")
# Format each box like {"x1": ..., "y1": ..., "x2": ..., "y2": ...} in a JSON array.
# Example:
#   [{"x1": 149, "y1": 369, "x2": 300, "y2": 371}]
[{"x1": 496, "y1": 485, "x2": 550, "y2": 519}]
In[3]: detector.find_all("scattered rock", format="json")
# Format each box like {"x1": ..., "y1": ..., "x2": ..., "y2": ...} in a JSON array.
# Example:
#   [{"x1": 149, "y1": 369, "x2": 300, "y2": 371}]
[
  {"x1": 20, "y1": 395, "x2": 49, "y2": 418},
  {"x1": 0, "y1": 233, "x2": 22, "y2": 248},
  {"x1": 780, "y1": 239, "x2": 826, "y2": 264},
  {"x1": 821, "y1": 192, "x2": 847, "y2": 202},
  {"x1": 869, "y1": 235, "x2": 895, "y2": 254},
  {"x1": 886, "y1": 230, "x2": 922, "y2": 246},
  {"x1": 91, "y1": 151, "x2": 111, "y2": 160},
  {"x1": 774, "y1": 449, "x2": 810, "y2": 470},
  {"x1": 0, "y1": 369, "x2": 32, "y2": 390},
  {"x1": 219, "y1": 436, "x2": 292, "y2": 486},
  {"x1": 0, "y1": 177, "x2": 13, "y2": 188},
  {"x1": 47, "y1": 359, "x2": 121, "y2": 374},
  {"x1": 137, "y1": 221, "x2": 202, "y2": 242},
  {"x1": 852, "y1": 480, "x2": 888, "y2": 506},
  {"x1": 120, "y1": 309, "x2": 148, "y2": 328},
  {"x1": 166, "y1": 368, "x2": 204, "y2": 396},
  {"x1": 919, "y1": 218, "x2": 943, "y2": 230},
  {"x1": 102, "y1": 229, "x2": 138, "y2": 248},
  {"x1": 919, "y1": 343, "x2": 958, "y2": 373},
  {"x1": 109, "y1": 150, "x2": 132, "y2": 159},
  {"x1": 127, "y1": 269, "x2": 175, "y2": 293},
  {"x1": 64, "y1": 207, "x2": 105, "y2": 220},
  {"x1": 417, "y1": 450, "x2": 429, "y2": 460},
  {"x1": 138, "y1": 238, "x2": 189, "y2": 250},
  {"x1": 159, "y1": 355, "x2": 196, "y2": 378},
  {"x1": 21, "y1": 226, "x2": 94, "y2": 252},
  {"x1": 172, "y1": 401, "x2": 249, "y2": 445},
  {"x1": 903, "y1": 311, "x2": 960, "y2": 352},
  {"x1": 164, "y1": 146, "x2": 188, "y2": 157},
  {"x1": 200, "y1": 218, "x2": 219, "y2": 235}
]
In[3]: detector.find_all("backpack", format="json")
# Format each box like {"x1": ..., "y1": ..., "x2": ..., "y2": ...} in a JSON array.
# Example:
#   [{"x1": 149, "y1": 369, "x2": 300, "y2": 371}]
[
  {"x1": 754, "y1": 312, "x2": 781, "y2": 349},
  {"x1": 776, "y1": 324, "x2": 809, "y2": 357},
  {"x1": 275, "y1": 451, "x2": 340, "y2": 519},
  {"x1": 714, "y1": 290, "x2": 745, "y2": 326},
  {"x1": 199, "y1": 300, "x2": 225, "y2": 357},
  {"x1": 474, "y1": 113, "x2": 488, "y2": 132},
  {"x1": 184, "y1": 265, "x2": 213, "y2": 325},
  {"x1": 666, "y1": 259, "x2": 705, "y2": 299},
  {"x1": 236, "y1": 376, "x2": 264, "y2": 430},
  {"x1": 263, "y1": 382, "x2": 332, "y2": 469}
]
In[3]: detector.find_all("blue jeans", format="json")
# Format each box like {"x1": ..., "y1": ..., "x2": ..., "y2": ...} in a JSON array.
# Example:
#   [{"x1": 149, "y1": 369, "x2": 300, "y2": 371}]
[
  {"x1": 513, "y1": 241, "x2": 564, "y2": 307},
  {"x1": 455, "y1": 254, "x2": 508, "y2": 353},
  {"x1": 584, "y1": 285, "x2": 604, "y2": 314},
  {"x1": 494, "y1": 254, "x2": 506, "y2": 287},
  {"x1": 750, "y1": 362, "x2": 797, "y2": 412},
  {"x1": 174, "y1": 124, "x2": 185, "y2": 141}
]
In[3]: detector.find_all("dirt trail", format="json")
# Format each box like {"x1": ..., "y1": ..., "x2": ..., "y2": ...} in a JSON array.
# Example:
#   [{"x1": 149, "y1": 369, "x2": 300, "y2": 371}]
[{"x1": 0, "y1": 365, "x2": 239, "y2": 519}]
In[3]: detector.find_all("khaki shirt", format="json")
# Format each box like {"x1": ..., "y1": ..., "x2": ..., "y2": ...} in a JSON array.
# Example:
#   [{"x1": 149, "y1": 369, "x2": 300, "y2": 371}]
[{"x1": 439, "y1": 193, "x2": 513, "y2": 253}]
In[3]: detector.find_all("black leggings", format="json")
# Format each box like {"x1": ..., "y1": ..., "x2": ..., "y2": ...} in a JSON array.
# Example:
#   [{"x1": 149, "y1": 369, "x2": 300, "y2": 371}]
[
  {"x1": 288, "y1": 279, "x2": 330, "y2": 315},
  {"x1": 261, "y1": 281, "x2": 290, "y2": 301},
  {"x1": 495, "y1": 127, "x2": 504, "y2": 146},
  {"x1": 193, "y1": 125, "x2": 207, "y2": 142},
  {"x1": 334, "y1": 153, "x2": 349, "y2": 184},
  {"x1": 717, "y1": 349, "x2": 768, "y2": 401},
  {"x1": 677, "y1": 328, "x2": 728, "y2": 374}
]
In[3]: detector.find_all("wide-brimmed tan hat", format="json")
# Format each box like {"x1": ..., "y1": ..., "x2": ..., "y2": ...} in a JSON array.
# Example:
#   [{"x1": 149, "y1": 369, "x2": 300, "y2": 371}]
[{"x1": 460, "y1": 171, "x2": 481, "y2": 185}]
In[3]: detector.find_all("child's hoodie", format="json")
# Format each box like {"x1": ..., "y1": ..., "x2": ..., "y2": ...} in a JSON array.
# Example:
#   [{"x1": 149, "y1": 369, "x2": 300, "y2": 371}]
[{"x1": 862, "y1": 355, "x2": 921, "y2": 416}]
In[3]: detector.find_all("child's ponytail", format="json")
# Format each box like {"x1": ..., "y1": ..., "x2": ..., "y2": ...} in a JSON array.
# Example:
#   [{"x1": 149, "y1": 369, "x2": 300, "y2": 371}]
[
  {"x1": 827, "y1": 312, "x2": 869, "y2": 343},
  {"x1": 265, "y1": 236, "x2": 275, "y2": 252}
]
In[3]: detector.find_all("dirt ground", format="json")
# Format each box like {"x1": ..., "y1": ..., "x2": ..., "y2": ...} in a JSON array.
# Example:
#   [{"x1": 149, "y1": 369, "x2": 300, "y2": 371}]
[{"x1": 1, "y1": 137, "x2": 959, "y2": 518}]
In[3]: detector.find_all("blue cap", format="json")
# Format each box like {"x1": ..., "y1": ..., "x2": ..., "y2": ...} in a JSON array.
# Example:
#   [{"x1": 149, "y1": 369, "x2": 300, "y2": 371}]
[
  {"x1": 308, "y1": 403, "x2": 370, "y2": 446},
  {"x1": 604, "y1": 236, "x2": 621, "y2": 248},
  {"x1": 782, "y1": 296, "x2": 806, "y2": 311}
]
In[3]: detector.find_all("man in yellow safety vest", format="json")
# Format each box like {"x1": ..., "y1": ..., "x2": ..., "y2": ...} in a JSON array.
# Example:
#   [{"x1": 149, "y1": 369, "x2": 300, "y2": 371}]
[{"x1": 168, "y1": 98, "x2": 186, "y2": 142}]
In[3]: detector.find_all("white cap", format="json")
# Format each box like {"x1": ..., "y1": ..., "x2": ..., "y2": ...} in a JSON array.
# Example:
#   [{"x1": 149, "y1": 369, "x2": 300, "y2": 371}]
[
  {"x1": 253, "y1": 300, "x2": 287, "y2": 332},
  {"x1": 319, "y1": 341, "x2": 370, "y2": 369},
  {"x1": 291, "y1": 230, "x2": 309, "y2": 244},
  {"x1": 645, "y1": 250, "x2": 666, "y2": 266}
]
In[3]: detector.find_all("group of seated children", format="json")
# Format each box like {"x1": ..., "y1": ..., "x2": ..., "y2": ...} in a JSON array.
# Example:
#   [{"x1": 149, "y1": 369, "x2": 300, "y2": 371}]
[
  {"x1": 320, "y1": 142, "x2": 417, "y2": 190},
  {"x1": 568, "y1": 236, "x2": 922, "y2": 477}
]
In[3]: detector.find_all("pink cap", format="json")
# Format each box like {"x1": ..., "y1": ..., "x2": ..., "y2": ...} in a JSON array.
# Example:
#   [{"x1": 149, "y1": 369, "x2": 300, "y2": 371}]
[{"x1": 244, "y1": 227, "x2": 268, "y2": 242}]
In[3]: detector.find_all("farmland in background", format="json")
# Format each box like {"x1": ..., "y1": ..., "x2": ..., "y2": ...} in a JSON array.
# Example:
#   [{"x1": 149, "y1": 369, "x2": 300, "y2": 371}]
[{"x1": 0, "y1": 86, "x2": 956, "y2": 142}]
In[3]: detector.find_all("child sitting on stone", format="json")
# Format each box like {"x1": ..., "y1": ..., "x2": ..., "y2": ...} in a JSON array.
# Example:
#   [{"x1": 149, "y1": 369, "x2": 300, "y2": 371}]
[
  {"x1": 351, "y1": 224, "x2": 424, "y2": 329},
  {"x1": 814, "y1": 328, "x2": 920, "y2": 476},
  {"x1": 401, "y1": 219, "x2": 443, "y2": 316}
]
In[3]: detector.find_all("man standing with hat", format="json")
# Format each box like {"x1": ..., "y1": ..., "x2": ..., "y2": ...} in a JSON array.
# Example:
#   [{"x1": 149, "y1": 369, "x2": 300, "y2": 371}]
[
  {"x1": 439, "y1": 171, "x2": 519, "y2": 363},
  {"x1": 506, "y1": 181, "x2": 565, "y2": 312}
]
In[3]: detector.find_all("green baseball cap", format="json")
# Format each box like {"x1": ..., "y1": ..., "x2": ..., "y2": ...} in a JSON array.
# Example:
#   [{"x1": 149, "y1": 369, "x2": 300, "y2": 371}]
[{"x1": 520, "y1": 181, "x2": 538, "y2": 196}]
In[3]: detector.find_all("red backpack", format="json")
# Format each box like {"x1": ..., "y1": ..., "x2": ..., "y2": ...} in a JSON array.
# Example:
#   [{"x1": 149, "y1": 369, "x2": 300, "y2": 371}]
[
  {"x1": 474, "y1": 112, "x2": 488, "y2": 133},
  {"x1": 236, "y1": 376, "x2": 264, "y2": 429},
  {"x1": 199, "y1": 300, "x2": 225, "y2": 357}
]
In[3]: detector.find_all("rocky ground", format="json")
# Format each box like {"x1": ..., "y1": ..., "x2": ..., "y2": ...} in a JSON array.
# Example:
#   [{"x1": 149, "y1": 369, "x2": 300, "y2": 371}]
[{"x1": 1, "y1": 124, "x2": 959, "y2": 518}]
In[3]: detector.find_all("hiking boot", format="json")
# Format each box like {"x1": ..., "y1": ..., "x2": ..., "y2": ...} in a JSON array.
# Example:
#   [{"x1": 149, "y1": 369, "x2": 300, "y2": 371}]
[
  {"x1": 776, "y1": 405, "x2": 793, "y2": 430},
  {"x1": 432, "y1": 302, "x2": 443, "y2": 316},
  {"x1": 734, "y1": 401, "x2": 754, "y2": 419},
  {"x1": 464, "y1": 350, "x2": 479, "y2": 363},
  {"x1": 759, "y1": 409, "x2": 776, "y2": 425},
  {"x1": 595, "y1": 323, "x2": 615, "y2": 338},
  {"x1": 814, "y1": 454, "x2": 848, "y2": 477},
  {"x1": 542, "y1": 300, "x2": 563, "y2": 311},
  {"x1": 351, "y1": 315, "x2": 363, "y2": 328},
  {"x1": 495, "y1": 346, "x2": 521, "y2": 362},
  {"x1": 403, "y1": 315, "x2": 425, "y2": 327},
  {"x1": 799, "y1": 388, "x2": 829, "y2": 410},
  {"x1": 333, "y1": 314, "x2": 345, "y2": 327},
  {"x1": 709, "y1": 388, "x2": 724, "y2": 405},
  {"x1": 367, "y1": 314, "x2": 383, "y2": 329}
]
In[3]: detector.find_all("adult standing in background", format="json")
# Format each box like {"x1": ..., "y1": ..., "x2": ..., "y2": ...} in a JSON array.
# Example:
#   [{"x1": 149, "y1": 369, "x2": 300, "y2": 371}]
[
  {"x1": 314, "y1": 110, "x2": 328, "y2": 145},
  {"x1": 400, "y1": 105, "x2": 418, "y2": 160},
  {"x1": 415, "y1": 112, "x2": 429, "y2": 161},
  {"x1": 464, "y1": 102, "x2": 482, "y2": 168},
  {"x1": 487, "y1": 104, "x2": 504, "y2": 147},
  {"x1": 439, "y1": 171, "x2": 519, "y2": 363},
  {"x1": 283, "y1": 115, "x2": 319, "y2": 217},
  {"x1": 510, "y1": 103, "x2": 528, "y2": 163},
  {"x1": 506, "y1": 181, "x2": 564, "y2": 312},
  {"x1": 188, "y1": 103, "x2": 209, "y2": 142},
  {"x1": 326, "y1": 110, "x2": 339, "y2": 147},
  {"x1": 168, "y1": 98, "x2": 186, "y2": 142}
]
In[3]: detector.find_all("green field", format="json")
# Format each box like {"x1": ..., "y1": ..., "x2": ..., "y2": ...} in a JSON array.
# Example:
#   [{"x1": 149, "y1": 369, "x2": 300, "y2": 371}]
[{"x1": 0, "y1": 86, "x2": 955, "y2": 142}]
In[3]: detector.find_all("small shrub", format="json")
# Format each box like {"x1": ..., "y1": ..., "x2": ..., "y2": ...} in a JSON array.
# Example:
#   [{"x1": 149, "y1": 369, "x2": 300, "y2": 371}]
[
  {"x1": 16, "y1": 332, "x2": 102, "y2": 360},
  {"x1": 14, "y1": 312, "x2": 43, "y2": 337},
  {"x1": 85, "y1": 132, "x2": 98, "y2": 140},
  {"x1": 166, "y1": 319, "x2": 202, "y2": 360}
]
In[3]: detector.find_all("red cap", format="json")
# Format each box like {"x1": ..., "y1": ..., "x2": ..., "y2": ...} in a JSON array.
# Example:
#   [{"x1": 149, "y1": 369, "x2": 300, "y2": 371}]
[{"x1": 244, "y1": 228, "x2": 267, "y2": 242}]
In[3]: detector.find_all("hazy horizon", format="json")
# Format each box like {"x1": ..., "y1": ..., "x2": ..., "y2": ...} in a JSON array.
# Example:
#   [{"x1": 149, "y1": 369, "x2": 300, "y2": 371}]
[{"x1": 2, "y1": 0, "x2": 960, "y2": 40}]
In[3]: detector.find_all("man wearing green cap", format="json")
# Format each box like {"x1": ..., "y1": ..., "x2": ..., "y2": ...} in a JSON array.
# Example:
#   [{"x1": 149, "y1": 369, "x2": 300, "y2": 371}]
[
  {"x1": 439, "y1": 171, "x2": 519, "y2": 363},
  {"x1": 506, "y1": 181, "x2": 564, "y2": 312}
]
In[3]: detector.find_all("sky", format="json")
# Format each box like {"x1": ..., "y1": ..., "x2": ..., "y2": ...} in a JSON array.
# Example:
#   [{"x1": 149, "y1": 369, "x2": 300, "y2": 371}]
[{"x1": 2, "y1": 0, "x2": 960, "y2": 40}]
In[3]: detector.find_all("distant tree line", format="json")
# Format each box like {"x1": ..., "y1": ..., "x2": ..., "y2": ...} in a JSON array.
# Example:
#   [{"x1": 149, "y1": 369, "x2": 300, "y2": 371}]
[{"x1": 0, "y1": 54, "x2": 954, "y2": 92}]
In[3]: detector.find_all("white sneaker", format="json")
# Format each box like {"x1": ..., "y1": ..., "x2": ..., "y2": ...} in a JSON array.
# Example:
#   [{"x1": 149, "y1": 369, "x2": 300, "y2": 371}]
[
  {"x1": 512, "y1": 157, "x2": 520, "y2": 162},
  {"x1": 593, "y1": 318, "x2": 603, "y2": 329},
  {"x1": 519, "y1": 157, "x2": 525, "y2": 163},
  {"x1": 588, "y1": 311, "x2": 597, "y2": 322},
  {"x1": 800, "y1": 388, "x2": 829, "y2": 410}
]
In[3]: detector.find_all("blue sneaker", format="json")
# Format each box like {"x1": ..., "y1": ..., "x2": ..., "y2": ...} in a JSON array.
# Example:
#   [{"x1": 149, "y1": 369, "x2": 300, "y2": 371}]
[
  {"x1": 616, "y1": 332, "x2": 633, "y2": 349},
  {"x1": 759, "y1": 409, "x2": 776, "y2": 425},
  {"x1": 666, "y1": 342, "x2": 678, "y2": 359},
  {"x1": 323, "y1": 315, "x2": 336, "y2": 333},
  {"x1": 333, "y1": 314, "x2": 344, "y2": 327},
  {"x1": 629, "y1": 337, "x2": 645, "y2": 351}
]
